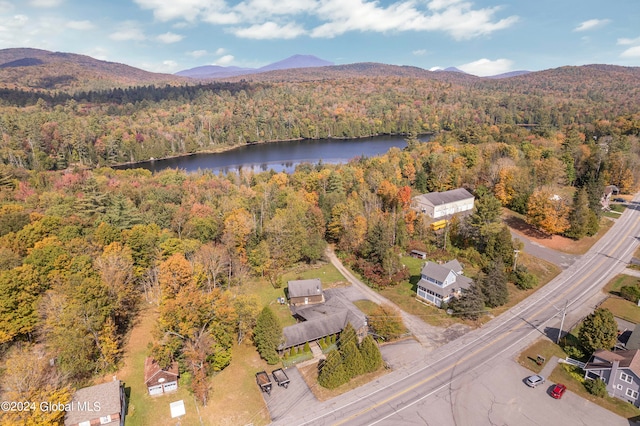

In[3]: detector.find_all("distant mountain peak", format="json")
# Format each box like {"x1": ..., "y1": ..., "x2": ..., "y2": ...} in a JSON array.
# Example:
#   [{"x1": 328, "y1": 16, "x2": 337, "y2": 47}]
[{"x1": 176, "y1": 54, "x2": 334, "y2": 79}]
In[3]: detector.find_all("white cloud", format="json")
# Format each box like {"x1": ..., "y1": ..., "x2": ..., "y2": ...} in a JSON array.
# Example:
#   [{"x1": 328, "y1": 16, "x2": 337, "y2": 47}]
[
  {"x1": 215, "y1": 54, "x2": 234, "y2": 65},
  {"x1": 66, "y1": 20, "x2": 95, "y2": 30},
  {"x1": 110, "y1": 27, "x2": 147, "y2": 42},
  {"x1": 156, "y1": 31, "x2": 184, "y2": 43},
  {"x1": 215, "y1": 47, "x2": 226, "y2": 55},
  {"x1": 233, "y1": 21, "x2": 306, "y2": 39},
  {"x1": 457, "y1": 58, "x2": 513, "y2": 76},
  {"x1": 429, "y1": 66, "x2": 444, "y2": 71},
  {"x1": 574, "y1": 19, "x2": 610, "y2": 32},
  {"x1": 133, "y1": 0, "x2": 517, "y2": 41},
  {"x1": 187, "y1": 49, "x2": 208, "y2": 58},
  {"x1": 28, "y1": 0, "x2": 65, "y2": 7},
  {"x1": 618, "y1": 37, "x2": 640, "y2": 46},
  {"x1": 0, "y1": 1, "x2": 14, "y2": 13},
  {"x1": 413, "y1": 49, "x2": 427, "y2": 56},
  {"x1": 84, "y1": 47, "x2": 109, "y2": 61},
  {"x1": 621, "y1": 46, "x2": 640, "y2": 58},
  {"x1": 134, "y1": 0, "x2": 227, "y2": 22}
]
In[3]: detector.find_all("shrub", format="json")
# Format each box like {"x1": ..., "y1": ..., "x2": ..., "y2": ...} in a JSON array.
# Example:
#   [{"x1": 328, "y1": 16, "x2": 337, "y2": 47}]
[
  {"x1": 620, "y1": 285, "x2": 640, "y2": 303},
  {"x1": 513, "y1": 267, "x2": 538, "y2": 290},
  {"x1": 584, "y1": 378, "x2": 607, "y2": 397},
  {"x1": 303, "y1": 342, "x2": 311, "y2": 353},
  {"x1": 563, "y1": 345, "x2": 585, "y2": 360}
]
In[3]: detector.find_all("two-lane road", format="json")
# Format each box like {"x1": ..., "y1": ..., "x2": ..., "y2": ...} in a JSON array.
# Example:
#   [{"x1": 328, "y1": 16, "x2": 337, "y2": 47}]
[{"x1": 274, "y1": 199, "x2": 640, "y2": 426}]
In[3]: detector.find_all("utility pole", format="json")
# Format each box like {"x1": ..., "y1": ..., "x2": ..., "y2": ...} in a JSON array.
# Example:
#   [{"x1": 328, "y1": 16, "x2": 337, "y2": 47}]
[
  {"x1": 557, "y1": 300, "x2": 568, "y2": 344},
  {"x1": 513, "y1": 249, "x2": 520, "y2": 271}
]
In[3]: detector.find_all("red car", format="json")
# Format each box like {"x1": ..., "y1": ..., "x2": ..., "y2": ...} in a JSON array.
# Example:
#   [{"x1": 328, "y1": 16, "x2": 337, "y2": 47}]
[{"x1": 551, "y1": 383, "x2": 567, "y2": 399}]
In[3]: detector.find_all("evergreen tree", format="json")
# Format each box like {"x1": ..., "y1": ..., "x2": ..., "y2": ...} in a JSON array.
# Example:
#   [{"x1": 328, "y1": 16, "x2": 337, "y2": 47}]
[
  {"x1": 318, "y1": 350, "x2": 348, "y2": 389},
  {"x1": 449, "y1": 284, "x2": 485, "y2": 320},
  {"x1": 479, "y1": 260, "x2": 509, "y2": 308},
  {"x1": 359, "y1": 335, "x2": 383, "y2": 373},
  {"x1": 253, "y1": 306, "x2": 282, "y2": 365},
  {"x1": 578, "y1": 308, "x2": 618, "y2": 354},
  {"x1": 565, "y1": 187, "x2": 599, "y2": 239},
  {"x1": 338, "y1": 323, "x2": 358, "y2": 350},
  {"x1": 340, "y1": 340, "x2": 366, "y2": 379}
]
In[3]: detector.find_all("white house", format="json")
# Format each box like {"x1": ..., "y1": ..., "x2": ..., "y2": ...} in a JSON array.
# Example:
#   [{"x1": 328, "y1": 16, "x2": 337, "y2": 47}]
[
  {"x1": 412, "y1": 188, "x2": 475, "y2": 219},
  {"x1": 416, "y1": 260, "x2": 473, "y2": 307}
]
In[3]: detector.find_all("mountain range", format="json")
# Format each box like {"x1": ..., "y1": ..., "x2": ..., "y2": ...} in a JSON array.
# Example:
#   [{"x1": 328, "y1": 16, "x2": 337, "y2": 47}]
[
  {"x1": 175, "y1": 54, "x2": 334, "y2": 79},
  {"x1": 2, "y1": 48, "x2": 639, "y2": 96}
]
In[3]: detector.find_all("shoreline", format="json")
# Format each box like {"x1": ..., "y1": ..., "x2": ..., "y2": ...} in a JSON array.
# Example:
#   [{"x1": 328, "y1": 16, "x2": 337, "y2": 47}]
[{"x1": 109, "y1": 133, "x2": 434, "y2": 169}]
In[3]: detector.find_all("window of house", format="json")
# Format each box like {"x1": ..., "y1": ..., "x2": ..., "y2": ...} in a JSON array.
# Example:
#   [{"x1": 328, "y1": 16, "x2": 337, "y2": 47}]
[
  {"x1": 621, "y1": 372, "x2": 633, "y2": 384},
  {"x1": 617, "y1": 384, "x2": 624, "y2": 390},
  {"x1": 626, "y1": 388, "x2": 639, "y2": 399},
  {"x1": 99, "y1": 415, "x2": 112, "y2": 425}
]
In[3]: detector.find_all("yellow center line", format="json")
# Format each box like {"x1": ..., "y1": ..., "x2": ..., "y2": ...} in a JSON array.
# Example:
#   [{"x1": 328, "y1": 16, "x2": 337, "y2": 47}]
[{"x1": 333, "y1": 215, "x2": 639, "y2": 426}]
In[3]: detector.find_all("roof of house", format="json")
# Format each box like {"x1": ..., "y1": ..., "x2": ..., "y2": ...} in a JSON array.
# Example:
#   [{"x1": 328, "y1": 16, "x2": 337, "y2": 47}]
[
  {"x1": 417, "y1": 275, "x2": 473, "y2": 297},
  {"x1": 288, "y1": 278, "x2": 323, "y2": 299},
  {"x1": 420, "y1": 260, "x2": 465, "y2": 283},
  {"x1": 627, "y1": 328, "x2": 640, "y2": 351},
  {"x1": 414, "y1": 188, "x2": 474, "y2": 208},
  {"x1": 585, "y1": 349, "x2": 640, "y2": 377},
  {"x1": 280, "y1": 288, "x2": 367, "y2": 350},
  {"x1": 144, "y1": 357, "x2": 179, "y2": 386},
  {"x1": 64, "y1": 380, "x2": 122, "y2": 426}
]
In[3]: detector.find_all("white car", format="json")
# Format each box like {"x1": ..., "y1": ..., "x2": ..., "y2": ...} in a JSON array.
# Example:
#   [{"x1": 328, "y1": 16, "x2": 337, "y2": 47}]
[{"x1": 526, "y1": 375, "x2": 545, "y2": 388}]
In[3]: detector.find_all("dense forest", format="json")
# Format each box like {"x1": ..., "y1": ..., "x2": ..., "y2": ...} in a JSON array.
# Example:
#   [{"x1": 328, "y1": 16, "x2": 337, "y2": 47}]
[
  {"x1": 1, "y1": 63, "x2": 640, "y2": 424},
  {"x1": 1, "y1": 65, "x2": 639, "y2": 170}
]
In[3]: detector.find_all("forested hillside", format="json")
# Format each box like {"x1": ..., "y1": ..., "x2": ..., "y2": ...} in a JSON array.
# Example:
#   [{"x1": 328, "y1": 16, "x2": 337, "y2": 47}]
[
  {"x1": 1, "y1": 57, "x2": 640, "y2": 424},
  {"x1": 1, "y1": 64, "x2": 639, "y2": 170}
]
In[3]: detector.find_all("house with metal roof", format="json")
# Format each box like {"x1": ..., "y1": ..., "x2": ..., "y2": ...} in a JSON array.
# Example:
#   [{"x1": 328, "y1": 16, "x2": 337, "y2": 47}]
[
  {"x1": 416, "y1": 260, "x2": 472, "y2": 307},
  {"x1": 584, "y1": 349, "x2": 640, "y2": 407},
  {"x1": 412, "y1": 188, "x2": 475, "y2": 219}
]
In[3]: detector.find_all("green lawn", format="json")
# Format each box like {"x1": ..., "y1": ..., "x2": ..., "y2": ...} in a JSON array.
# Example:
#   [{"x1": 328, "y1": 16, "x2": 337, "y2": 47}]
[
  {"x1": 118, "y1": 308, "x2": 270, "y2": 426},
  {"x1": 600, "y1": 274, "x2": 640, "y2": 323}
]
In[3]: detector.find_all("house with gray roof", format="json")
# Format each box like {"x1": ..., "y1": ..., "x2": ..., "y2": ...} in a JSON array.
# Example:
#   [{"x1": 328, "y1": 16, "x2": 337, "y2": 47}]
[
  {"x1": 416, "y1": 260, "x2": 472, "y2": 307},
  {"x1": 280, "y1": 287, "x2": 367, "y2": 351},
  {"x1": 584, "y1": 349, "x2": 640, "y2": 407},
  {"x1": 412, "y1": 188, "x2": 475, "y2": 219},
  {"x1": 287, "y1": 278, "x2": 325, "y2": 306},
  {"x1": 64, "y1": 380, "x2": 126, "y2": 426}
]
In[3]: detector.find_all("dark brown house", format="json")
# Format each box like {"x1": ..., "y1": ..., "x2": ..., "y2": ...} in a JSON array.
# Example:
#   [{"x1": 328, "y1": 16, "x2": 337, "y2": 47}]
[
  {"x1": 287, "y1": 279, "x2": 325, "y2": 306},
  {"x1": 144, "y1": 357, "x2": 179, "y2": 395},
  {"x1": 64, "y1": 380, "x2": 126, "y2": 426}
]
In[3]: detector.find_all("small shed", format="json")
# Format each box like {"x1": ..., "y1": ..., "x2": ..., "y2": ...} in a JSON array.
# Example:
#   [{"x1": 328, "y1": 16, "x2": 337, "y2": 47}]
[
  {"x1": 410, "y1": 250, "x2": 427, "y2": 259},
  {"x1": 144, "y1": 357, "x2": 179, "y2": 395}
]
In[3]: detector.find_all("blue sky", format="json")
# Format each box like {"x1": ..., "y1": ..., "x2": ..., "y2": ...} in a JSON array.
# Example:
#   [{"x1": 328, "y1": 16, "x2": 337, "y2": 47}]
[{"x1": 0, "y1": 0, "x2": 638, "y2": 76}]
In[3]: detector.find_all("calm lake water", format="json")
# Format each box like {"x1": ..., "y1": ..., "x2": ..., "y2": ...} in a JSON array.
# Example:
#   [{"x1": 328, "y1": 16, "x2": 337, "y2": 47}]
[{"x1": 117, "y1": 135, "x2": 430, "y2": 174}]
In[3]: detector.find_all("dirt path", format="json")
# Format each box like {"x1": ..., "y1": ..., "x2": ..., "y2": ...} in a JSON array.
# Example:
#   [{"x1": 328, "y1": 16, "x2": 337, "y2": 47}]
[{"x1": 325, "y1": 246, "x2": 469, "y2": 351}]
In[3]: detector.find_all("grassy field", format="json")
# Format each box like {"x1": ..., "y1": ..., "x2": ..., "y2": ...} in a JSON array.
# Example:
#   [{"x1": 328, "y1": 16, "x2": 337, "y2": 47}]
[
  {"x1": 116, "y1": 307, "x2": 271, "y2": 426},
  {"x1": 599, "y1": 274, "x2": 640, "y2": 323},
  {"x1": 376, "y1": 251, "x2": 561, "y2": 328}
]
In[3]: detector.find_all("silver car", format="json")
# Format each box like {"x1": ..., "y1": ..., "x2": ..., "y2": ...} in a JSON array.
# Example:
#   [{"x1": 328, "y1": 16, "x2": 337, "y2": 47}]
[{"x1": 525, "y1": 375, "x2": 545, "y2": 388}]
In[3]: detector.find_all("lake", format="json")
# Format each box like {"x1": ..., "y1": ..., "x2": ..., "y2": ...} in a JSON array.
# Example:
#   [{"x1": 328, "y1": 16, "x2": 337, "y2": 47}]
[{"x1": 116, "y1": 135, "x2": 430, "y2": 174}]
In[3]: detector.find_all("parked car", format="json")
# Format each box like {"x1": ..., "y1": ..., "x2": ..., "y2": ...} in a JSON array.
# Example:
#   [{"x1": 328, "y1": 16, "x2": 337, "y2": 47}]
[
  {"x1": 613, "y1": 197, "x2": 625, "y2": 202},
  {"x1": 525, "y1": 375, "x2": 545, "y2": 388},
  {"x1": 551, "y1": 383, "x2": 567, "y2": 399}
]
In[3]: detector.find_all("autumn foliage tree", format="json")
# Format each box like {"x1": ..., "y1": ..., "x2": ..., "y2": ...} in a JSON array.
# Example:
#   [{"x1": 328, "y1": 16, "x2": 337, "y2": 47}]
[{"x1": 525, "y1": 189, "x2": 570, "y2": 235}]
